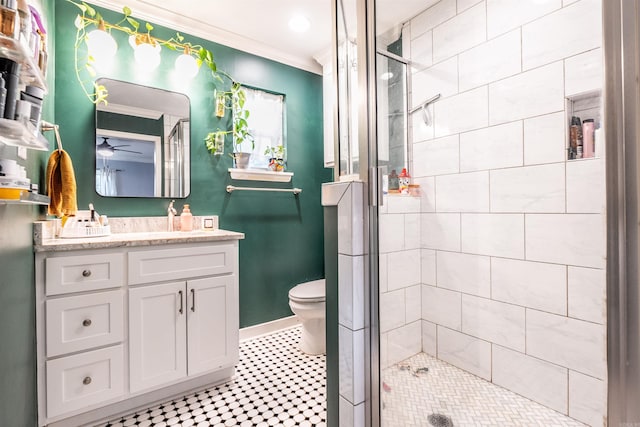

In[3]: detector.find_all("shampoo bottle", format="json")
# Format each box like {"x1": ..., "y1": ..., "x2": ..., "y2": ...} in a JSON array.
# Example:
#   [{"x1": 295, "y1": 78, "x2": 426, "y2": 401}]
[{"x1": 180, "y1": 204, "x2": 193, "y2": 231}]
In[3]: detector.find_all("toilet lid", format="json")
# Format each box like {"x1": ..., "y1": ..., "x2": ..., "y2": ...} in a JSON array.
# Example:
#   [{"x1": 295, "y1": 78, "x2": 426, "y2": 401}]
[{"x1": 289, "y1": 279, "x2": 325, "y2": 302}]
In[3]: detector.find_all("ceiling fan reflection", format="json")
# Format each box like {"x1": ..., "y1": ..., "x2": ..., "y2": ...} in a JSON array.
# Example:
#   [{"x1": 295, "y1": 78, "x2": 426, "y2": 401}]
[{"x1": 97, "y1": 137, "x2": 143, "y2": 157}]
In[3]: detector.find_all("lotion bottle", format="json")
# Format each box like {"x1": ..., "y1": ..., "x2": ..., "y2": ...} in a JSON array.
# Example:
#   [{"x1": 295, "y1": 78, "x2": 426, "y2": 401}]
[{"x1": 180, "y1": 204, "x2": 193, "y2": 231}]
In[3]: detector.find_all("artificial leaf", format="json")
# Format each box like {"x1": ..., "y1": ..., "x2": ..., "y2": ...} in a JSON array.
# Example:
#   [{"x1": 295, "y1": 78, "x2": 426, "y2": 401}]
[
  {"x1": 83, "y1": 2, "x2": 96, "y2": 17},
  {"x1": 123, "y1": 6, "x2": 132, "y2": 17},
  {"x1": 74, "y1": 15, "x2": 83, "y2": 29},
  {"x1": 145, "y1": 22, "x2": 154, "y2": 32},
  {"x1": 71, "y1": 2, "x2": 87, "y2": 13},
  {"x1": 176, "y1": 33, "x2": 184, "y2": 42},
  {"x1": 126, "y1": 17, "x2": 139, "y2": 31}
]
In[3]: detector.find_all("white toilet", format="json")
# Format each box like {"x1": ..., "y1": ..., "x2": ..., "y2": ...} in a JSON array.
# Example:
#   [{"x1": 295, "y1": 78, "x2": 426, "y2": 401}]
[{"x1": 288, "y1": 279, "x2": 326, "y2": 355}]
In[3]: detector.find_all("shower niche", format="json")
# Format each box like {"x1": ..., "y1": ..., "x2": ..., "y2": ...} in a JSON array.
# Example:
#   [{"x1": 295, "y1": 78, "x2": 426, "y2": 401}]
[{"x1": 565, "y1": 90, "x2": 602, "y2": 160}]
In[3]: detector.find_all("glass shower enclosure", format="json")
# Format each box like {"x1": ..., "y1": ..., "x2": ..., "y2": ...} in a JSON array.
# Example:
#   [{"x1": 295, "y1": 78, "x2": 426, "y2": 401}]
[{"x1": 330, "y1": 0, "x2": 621, "y2": 426}]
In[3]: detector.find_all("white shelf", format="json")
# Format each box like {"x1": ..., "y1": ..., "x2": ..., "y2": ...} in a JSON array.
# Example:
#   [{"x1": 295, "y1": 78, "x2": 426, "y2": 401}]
[
  {"x1": 0, "y1": 34, "x2": 47, "y2": 91},
  {"x1": 0, "y1": 118, "x2": 49, "y2": 151},
  {"x1": 228, "y1": 168, "x2": 293, "y2": 182},
  {"x1": 0, "y1": 192, "x2": 49, "y2": 205}
]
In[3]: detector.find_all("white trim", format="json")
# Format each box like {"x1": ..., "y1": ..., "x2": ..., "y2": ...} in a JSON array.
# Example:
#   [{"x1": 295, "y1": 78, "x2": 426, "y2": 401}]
[
  {"x1": 98, "y1": 102, "x2": 164, "y2": 120},
  {"x1": 87, "y1": 0, "x2": 322, "y2": 75},
  {"x1": 228, "y1": 168, "x2": 293, "y2": 182},
  {"x1": 239, "y1": 315, "x2": 300, "y2": 341}
]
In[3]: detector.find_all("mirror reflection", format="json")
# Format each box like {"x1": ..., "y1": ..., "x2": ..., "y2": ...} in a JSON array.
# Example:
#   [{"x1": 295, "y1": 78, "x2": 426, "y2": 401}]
[{"x1": 95, "y1": 78, "x2": 190, "y2": 198}]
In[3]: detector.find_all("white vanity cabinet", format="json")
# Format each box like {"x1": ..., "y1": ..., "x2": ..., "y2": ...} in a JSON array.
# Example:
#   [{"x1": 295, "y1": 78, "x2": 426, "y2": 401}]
[
  {"x1": 129, "y1": 275, "x2": 237, "y2": 392},
  {"x1": 35, "y1": 237, "x2": 241, "y2": 427}
]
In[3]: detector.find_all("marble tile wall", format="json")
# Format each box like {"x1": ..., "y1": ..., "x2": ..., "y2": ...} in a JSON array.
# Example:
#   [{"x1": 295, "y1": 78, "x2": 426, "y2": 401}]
[{"x1": 380, "y1": 1, "x2": 606, "y2": 425}]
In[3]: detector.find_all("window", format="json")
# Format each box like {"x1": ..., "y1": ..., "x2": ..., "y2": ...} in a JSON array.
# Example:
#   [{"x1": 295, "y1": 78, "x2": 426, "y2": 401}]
[{"x1": 237, "y1": 86, "x2": 285, "y2": 169}]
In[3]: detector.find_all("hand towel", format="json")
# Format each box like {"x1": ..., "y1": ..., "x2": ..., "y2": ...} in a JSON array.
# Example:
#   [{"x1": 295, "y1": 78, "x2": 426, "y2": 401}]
[{"x1": 46, "y1": 149, "x2": 78, "y2": 217}]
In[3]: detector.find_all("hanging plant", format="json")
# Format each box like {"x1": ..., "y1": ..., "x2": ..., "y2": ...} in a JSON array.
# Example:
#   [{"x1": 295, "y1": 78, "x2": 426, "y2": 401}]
[{"x1": 68, "y1": 1, "x2": 223, "y2": 105}]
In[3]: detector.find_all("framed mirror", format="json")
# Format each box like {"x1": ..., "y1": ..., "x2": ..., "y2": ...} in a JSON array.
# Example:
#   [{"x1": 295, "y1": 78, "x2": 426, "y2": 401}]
[{"x1": 95, "y1": 78, "x2": 190, "y2": 198}]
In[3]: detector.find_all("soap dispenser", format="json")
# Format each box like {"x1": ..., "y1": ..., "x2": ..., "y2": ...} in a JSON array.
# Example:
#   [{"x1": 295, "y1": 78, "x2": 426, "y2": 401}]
[{"x1": 180, "y1": 204, "x2": 193, "y2": 231}]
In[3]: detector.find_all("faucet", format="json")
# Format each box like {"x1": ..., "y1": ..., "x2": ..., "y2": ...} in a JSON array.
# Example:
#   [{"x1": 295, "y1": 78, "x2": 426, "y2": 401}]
[{"x1": 167, "y1": 200, "x2": 177, "y2": 231}]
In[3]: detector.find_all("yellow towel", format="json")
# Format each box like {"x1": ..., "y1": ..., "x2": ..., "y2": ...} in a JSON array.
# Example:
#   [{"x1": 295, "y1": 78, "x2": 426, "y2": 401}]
[{"x1": 46, "y1": 149, "x2": 78, "y2": 217}]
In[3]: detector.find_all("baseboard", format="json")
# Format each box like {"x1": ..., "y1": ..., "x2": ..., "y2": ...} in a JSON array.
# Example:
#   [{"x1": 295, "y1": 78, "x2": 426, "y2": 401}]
[{"x1": 240, "y1": 315, "x2": 300, "y2": 341}]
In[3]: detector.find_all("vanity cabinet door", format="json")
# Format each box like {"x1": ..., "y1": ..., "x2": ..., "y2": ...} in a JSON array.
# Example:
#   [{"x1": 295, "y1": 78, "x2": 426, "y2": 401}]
[
  {"x1": 187, "y1": 275, "x2": 239, "y2": 376},
  {"x1": 129, "y1": 281, "x2": 187, "y2": 393}
]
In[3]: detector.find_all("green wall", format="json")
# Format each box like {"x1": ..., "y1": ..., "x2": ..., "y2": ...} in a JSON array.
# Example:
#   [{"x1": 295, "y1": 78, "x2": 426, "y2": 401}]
[
  {"x1": 55, "y1": 2, "x2": 331, "y2": 327},
  {"x1": 0, "y1": 2, "x2": 55, "y2": 426}
]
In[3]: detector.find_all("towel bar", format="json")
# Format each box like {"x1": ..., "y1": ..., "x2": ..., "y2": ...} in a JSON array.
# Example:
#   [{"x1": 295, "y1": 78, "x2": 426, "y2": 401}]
[{"x1": 226, "y1": 185, "x2": 302, "y2": 195}]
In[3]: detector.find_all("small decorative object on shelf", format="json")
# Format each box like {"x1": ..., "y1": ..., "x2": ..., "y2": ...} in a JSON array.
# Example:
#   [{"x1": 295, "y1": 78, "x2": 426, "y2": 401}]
[
  {"x1": 398, "y1": 168, "x2": 411, "y2": 194},
  {"x1": 264, "y1": 144, "x2": 285, "y2": 172}
]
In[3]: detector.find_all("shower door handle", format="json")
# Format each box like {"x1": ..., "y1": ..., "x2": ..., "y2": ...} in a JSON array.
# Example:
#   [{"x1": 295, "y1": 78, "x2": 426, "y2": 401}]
[{"x1": 369, "y1": 166, "x2": 384, "y2": 207}]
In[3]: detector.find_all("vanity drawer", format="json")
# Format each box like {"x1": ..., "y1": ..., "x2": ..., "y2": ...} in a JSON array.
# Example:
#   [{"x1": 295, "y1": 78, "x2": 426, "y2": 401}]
[
  {"x1": 46, "y1": 253, "x2": 124, "y2": 296},
  {"x1": 46, "y1": 345, "x2": 124, "y2": 418},
  {"x1": 128, "y1": 244, "x2": 236, "y2": 285},
  {"x1": 46, "y1": 290, "x2": 124, "y2": 357}
]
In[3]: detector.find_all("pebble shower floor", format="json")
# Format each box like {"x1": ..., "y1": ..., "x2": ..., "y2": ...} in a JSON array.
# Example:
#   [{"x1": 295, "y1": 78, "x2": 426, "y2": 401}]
[{"x1": 99, "y1": 327, "x2": 326, "y2": 427}]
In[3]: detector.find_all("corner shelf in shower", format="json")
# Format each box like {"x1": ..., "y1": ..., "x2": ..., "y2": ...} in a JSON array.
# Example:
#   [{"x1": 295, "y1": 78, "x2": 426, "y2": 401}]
[{"x1": 228, "y1": 168, "x2": 294, "y2": 182}]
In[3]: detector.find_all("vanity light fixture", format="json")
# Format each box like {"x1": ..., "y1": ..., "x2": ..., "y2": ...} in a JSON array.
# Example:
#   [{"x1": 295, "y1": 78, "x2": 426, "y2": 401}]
[
  {"x1": 133, "y1": 34, "x2": 161, "y2": 70},
  {"x1": 288, "y1": 14, "x2": 310, "y2": 33},
  {"x1": 175, "y1": 46, "x2": 199, "y2": 79},
  {"x1": 85, "y1": 19, "x2": 117, "y2": 60},
  {"x1": 72, "y1": 5, "x2": 224, "y2": 104}
]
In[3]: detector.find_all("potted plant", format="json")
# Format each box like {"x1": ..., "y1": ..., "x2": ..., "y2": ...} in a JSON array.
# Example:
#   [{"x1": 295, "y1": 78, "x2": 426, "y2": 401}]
[
  {"x1": 204, "y1": 83, "x2": 254, "y2": 168},
  {"x1": 264, "y1": 144, "x2": 285, "y2": 171}
]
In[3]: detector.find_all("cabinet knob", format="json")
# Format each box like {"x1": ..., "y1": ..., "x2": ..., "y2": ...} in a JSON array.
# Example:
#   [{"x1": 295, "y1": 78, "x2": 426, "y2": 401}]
[
  {"x1": 82, "y1": 270, "x2": 92, "y2": 277},
  {"x1": 83, "y1": 376, "x2": 92, "y2": 385},
  {"x1": 82, "y1": 319, "x2": 92, "y2": 327}
]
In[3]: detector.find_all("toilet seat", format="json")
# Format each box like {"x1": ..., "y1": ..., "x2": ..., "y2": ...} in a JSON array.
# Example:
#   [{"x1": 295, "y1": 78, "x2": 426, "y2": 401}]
[{"x1": 289, "y1": 279, "x2": 325, "y2": 303}]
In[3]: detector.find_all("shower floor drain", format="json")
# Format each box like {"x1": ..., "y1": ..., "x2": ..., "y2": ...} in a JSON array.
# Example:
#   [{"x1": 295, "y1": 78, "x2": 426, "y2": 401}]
[{"x1": 428, "y1": 413, "x2": 454, "y2": 427}]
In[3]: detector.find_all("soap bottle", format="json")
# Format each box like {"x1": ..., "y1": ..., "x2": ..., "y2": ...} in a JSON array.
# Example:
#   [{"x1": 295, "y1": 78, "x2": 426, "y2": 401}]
[
  {"x1": 180, "y1": 204, "x2": 193, "y2": 231},
  {"x1": 388, "y1": 169, "x2": 399, "y2": 193}
]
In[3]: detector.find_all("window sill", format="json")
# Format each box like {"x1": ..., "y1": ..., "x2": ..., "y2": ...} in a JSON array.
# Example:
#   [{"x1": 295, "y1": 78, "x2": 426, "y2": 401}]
[{"x1": 228, "y1": 168, "x2": 293, "y2": 183}]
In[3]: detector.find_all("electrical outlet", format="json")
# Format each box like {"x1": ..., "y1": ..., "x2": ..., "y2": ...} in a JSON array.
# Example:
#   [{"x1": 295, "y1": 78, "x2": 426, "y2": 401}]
[{"x1": 201, "y1": 216, "x2": 218, "y2": 230}]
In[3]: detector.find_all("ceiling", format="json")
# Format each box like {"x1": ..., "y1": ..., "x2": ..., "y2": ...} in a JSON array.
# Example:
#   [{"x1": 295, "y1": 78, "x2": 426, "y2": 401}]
[{"x1": 88, "y1": 0, "x2": 437, "y2": 74}]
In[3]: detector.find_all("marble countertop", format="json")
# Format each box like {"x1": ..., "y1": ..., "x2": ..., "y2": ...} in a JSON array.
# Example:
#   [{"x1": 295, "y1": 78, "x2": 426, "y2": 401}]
[{"x1": 33, "y1": 218, "x2": 245, "y2": 253}]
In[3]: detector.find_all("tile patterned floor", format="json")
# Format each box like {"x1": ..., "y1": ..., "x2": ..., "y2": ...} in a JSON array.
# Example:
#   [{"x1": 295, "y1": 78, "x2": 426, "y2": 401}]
[
  {"x1": 99, "y1": 327, "x2": 326, "y2": 427},
  {"x1": 381, "y1": 352, "x2": 587, "y2": 427}
]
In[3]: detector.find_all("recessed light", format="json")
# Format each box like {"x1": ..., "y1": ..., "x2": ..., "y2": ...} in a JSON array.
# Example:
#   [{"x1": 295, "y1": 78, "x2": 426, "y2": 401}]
[
  {"x1": 380, "y1": 72, "x2": 393, "y2": 81},
  {"x1": 289, "y1": 14, "x2": 310, "y2": 33}
]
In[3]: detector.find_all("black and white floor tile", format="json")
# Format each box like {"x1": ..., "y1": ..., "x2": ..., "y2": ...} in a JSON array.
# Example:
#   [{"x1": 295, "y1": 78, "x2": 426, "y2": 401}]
[
  {"x1": 99, "y1": 327, "x2": 326, "y2": 427},
  {"x1": 381, "y1": 352, "x2": 587, "y2": 427}
]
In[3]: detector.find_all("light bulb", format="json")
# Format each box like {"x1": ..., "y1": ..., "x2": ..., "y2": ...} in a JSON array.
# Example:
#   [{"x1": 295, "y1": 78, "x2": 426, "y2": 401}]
[
  {"x1": 289, "y1": 14, "x2": 310, "y2": 33},
  {"x1": 380, "y1": 72, "x2": 393, "y2": 81},
  {"x1": 86, "y1": 29, "x2": 117, "y2": 60},
  {"x1": 135, "y1": 42, "x2": 161, "y2": 70},
  {"x1": 175, "y1": 53, "x2": 199, "y2": 79}
]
